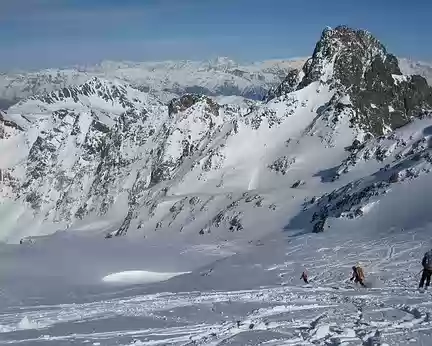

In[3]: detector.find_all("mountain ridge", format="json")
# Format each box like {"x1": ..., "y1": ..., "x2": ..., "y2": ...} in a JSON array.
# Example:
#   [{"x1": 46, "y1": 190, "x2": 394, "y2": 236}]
[
  {"x1": 1, "y1": 26, "x2": 432, "y2": 244},
  {"x1": 0, "y1": 58, "x2": 306, "y2": 107},
  {"x1": 1, "y1": 55, "x2": 432, "y2": 111}
]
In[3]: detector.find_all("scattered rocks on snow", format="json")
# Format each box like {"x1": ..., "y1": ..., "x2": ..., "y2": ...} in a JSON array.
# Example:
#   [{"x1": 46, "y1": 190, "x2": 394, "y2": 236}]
[
  {"x1": 19, "y1": 237, "x2": 35, "y2": 245},
  {"x1": 268, "y1": 156, "x2": 296, "y2": 175},
  {"x1": 291, "y1": 180, "x2": 305, "y2": 188}
]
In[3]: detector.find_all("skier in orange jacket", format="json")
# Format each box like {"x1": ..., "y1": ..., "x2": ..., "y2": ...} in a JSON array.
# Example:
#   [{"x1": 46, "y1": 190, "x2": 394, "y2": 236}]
[{"x1": 350, "y1": 264, "x2": 365, "y2": 287}]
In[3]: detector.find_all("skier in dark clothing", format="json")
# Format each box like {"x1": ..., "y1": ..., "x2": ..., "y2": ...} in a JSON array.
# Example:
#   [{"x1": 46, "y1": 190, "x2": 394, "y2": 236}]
[
  {"x1": 350, "y1": 264, "x2": 365, "y2": 287},
  {"x1": 419, "y1": 250, "x2": 432, "y2": 289},
  {"x1": 300, "y1": 270, "x2": 309, "y2": 284}
]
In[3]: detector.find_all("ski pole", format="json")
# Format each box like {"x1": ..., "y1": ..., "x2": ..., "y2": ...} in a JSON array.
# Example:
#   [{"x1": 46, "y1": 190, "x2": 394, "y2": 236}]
[{"x1": 417, "y1": 269, "x2": 424, "y2": 276}]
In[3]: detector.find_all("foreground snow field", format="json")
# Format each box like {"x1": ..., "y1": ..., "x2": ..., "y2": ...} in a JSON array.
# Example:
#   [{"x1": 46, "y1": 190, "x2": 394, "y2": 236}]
[
  {"x1": 2, "y1": 213, "x2": 432, "y2": 346},
  {"x1": 3, "y1": 172, "x2": 432, "y2": 345}
]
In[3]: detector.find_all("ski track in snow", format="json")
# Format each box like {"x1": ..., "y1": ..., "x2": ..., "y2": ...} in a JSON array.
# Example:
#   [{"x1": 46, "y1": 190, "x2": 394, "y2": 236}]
[
  {"x1": 2, "y1": 283, "x2": 432, "y2": 345},
  {"x1": 1, "y1": 231, "x2": 432, "y2": 346}
]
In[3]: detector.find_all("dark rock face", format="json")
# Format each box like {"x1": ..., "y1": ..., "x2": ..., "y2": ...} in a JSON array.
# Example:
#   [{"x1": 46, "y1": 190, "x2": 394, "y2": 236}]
[
  {"x1": 268, "y1": 156, "x2": 296, "y2": 175},
  {"x1": 168, "y1": 94, "x2": 220, "y2": 117},
  {"x1": 298, "y1": 26, "x2": 392, "y2": 89},
  {"x1": 168, "y1": 94, "x2": 203, "y2": 116},
  {"x1": 0, "y1": 112, "x2": 24, "y2": 138},
  {"x1": 264, "y1": 69, "x2": 301, "y2": 101},
  {"x1": 268, "y1": 26, "x2": 432, "y2": 135}
]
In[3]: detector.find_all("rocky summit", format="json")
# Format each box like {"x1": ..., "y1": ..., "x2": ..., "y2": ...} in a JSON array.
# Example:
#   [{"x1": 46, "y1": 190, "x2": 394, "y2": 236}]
[{"x1": 269, "y1": 26, "x2": 432, "y2": 135}]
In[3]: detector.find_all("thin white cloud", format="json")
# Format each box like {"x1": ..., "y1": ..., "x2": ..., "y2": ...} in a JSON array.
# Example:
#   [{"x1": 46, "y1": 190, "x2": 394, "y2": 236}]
[{"x1": 0, "y1": 35, "x2": 296, "y2": 71}]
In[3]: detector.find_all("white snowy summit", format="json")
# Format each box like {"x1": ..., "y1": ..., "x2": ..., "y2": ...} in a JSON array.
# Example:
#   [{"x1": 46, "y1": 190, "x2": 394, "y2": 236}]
[{"x1": 1, "y1": 26, "x2": 432, "y2": 345}]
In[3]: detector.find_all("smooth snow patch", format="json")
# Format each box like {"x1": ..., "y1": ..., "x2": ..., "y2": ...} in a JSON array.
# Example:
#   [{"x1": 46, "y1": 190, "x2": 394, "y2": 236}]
[
  {"x1": 340, "y1": 328, "x2": 356, "y2": 338},
  {"x1": 361, "y1": 201, "x2": 379, "y2": 214},
  {"x1": 312, "y1": 324, "x2": 330, "y2": 340},
  {"x1": 339, "y1": 94, "x2": 351, "y2": 105},
  {"x1": 102, "y1": 270, "x2": 190, "y2": 285},
  {"x1": 382, "y1": 122, "x2": 393, "y2": 135},
  {"x1": 17, "y1": 316, "x2": 40, "y2": 330},
  {"x1": 0, "y1": 324, "x2": 14, "y2": 333},
  {"x1": 392, "y1": 74, "x2": 408, "y2": 84}
]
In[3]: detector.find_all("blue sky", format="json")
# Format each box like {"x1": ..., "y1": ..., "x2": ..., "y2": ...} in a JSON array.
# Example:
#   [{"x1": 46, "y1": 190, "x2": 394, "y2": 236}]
[{"x1": 1, "y1": 0, "x2": 431, "y2": 71}]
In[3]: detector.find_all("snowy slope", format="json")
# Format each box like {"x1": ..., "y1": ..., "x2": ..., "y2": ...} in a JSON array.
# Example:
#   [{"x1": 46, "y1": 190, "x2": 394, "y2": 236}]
[
  {"x1": 0, "y1": 77, "x2": 168, "y2": 241},
  {"x1": 1, "y1": 78, "x2": 346, "y2": 242}
]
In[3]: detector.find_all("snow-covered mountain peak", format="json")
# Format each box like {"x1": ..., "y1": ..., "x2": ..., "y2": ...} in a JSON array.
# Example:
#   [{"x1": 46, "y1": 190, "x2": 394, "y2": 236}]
[
  {"x1": 269, "y1": 26, "x2": 432, "y2": 136},
  {"x1": 291, "y1": 25, "x2": 394, "y2": 90},
  {"x1": 28, "y1": 76, "x2": 127, "y2": 104},
  {"x1": 320, "y1": 25, "x2": 386, "y2": 57},
  {"x1": 266, "y1": 26, "x2": 392, "y2": 100},
  {"x1": 300, "y1": 25, "x2": 390, "y2": 87},
  {"x1": 9, "y1": 76, "x2": 163, "y2": 121},
  {"x1": 205, "y1": 57, "x2": 238, "y2": 70}
]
